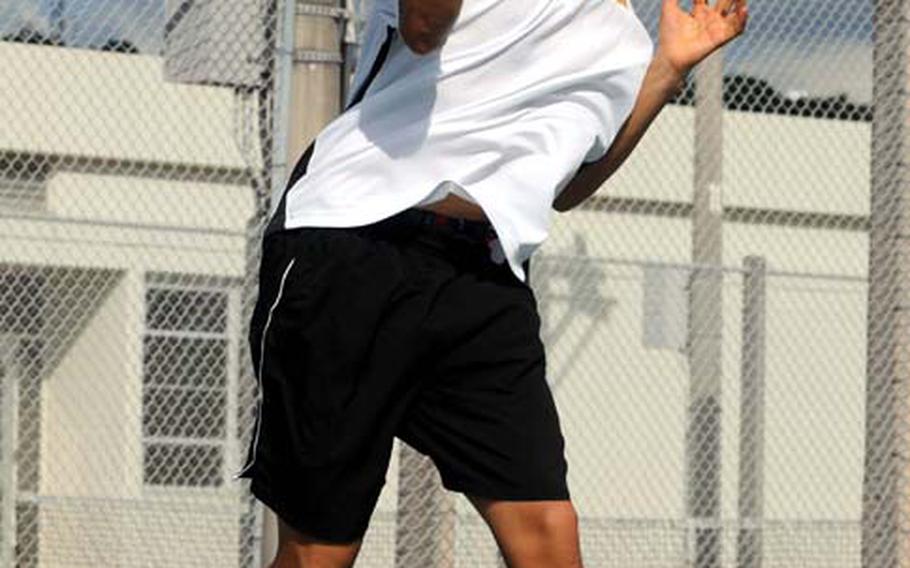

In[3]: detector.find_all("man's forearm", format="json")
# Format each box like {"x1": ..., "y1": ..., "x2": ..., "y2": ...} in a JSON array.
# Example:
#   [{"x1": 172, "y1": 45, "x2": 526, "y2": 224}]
[{"x1": 552, "y1": 53, "x2": 686, "y2": 213}]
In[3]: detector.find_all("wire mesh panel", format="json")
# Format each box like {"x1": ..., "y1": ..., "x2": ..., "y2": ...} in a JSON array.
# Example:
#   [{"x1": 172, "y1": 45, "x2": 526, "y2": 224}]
[
  {"x1": 1, "y1": 0, "x2": 907, "y2": 567},
  {"x1": 0, "y1": 0, "x2": 280, "y2": 565}
]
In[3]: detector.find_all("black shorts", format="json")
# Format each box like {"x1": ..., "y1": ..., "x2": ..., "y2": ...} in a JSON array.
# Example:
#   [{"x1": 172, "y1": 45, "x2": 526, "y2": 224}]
[{"x1": 234, "y1": 207, "x2": 569, "y2": 543}]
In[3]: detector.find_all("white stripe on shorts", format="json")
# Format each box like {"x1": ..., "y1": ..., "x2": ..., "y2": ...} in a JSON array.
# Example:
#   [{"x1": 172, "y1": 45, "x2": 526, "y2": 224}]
[{"x1": 233, "y1": 256, "x2": 297, "y2": 480}]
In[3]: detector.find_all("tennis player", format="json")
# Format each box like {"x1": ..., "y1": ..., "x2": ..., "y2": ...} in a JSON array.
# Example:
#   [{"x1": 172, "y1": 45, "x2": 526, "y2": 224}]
[{"x1": 236, "y1": 0, "x2": 747, "y2": 566}]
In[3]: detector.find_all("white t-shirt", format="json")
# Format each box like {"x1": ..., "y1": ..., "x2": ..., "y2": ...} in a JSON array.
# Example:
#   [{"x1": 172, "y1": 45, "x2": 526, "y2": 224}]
[{"x1": 274, "y1": 0, "x2": 653, "y2": 282}]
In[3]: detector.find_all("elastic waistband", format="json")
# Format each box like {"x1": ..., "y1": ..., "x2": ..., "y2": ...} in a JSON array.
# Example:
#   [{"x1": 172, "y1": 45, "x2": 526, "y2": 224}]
[{"x1": 358, "y1": 207, "x2": 497, "y2": 244}]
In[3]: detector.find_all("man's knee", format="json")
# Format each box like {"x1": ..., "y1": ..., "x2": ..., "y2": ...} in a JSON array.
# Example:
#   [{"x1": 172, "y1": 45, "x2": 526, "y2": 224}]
[{"x1": 525, "y1": 501, "x2": 579, "y2": 537}]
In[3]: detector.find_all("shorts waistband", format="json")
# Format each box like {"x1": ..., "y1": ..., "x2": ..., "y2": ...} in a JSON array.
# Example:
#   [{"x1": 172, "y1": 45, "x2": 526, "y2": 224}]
[{"x1": 359, "y1": 207, "x2": 497, "y2": 244}]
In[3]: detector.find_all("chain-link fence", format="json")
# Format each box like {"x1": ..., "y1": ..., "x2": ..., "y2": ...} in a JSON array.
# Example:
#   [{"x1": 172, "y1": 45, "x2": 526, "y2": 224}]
[
  {"x1": 0, "y1": 0, "x2": 279, "y2": 565},
  {"x1": 0, "y1": 0, "x2": 905, "y2": 566}
]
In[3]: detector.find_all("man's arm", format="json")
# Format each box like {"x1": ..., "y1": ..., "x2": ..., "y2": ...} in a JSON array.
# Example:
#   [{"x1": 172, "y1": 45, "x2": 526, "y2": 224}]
[
  {"x1": 398, "y1": 0, "x2": 464, "y2": 55},
  {"x1": 553, "y1": 0, "x2": 748, "y2": 213},
  {"x1": 553, "y1": 53, "x2": 685, "y2": 212}
]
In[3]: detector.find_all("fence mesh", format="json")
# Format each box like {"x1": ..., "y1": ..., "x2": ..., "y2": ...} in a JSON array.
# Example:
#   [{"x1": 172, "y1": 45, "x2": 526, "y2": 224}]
[{"x1": 0, "y1": 0, "x2": 905, "y2": 566}]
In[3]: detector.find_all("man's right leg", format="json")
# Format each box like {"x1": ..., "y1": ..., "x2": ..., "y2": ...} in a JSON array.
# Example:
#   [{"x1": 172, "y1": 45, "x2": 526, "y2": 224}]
[
  {"x1": 387, "y1": 224, "x2": 577, "y2": 566},
  {"x1": 268, "y1": 516, "x2": 362, "y2": 568}
]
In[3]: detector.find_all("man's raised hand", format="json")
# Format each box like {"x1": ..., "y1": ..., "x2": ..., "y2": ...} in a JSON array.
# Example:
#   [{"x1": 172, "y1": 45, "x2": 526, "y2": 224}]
[{"x1": 657, "y1": 0, "x2": 749, "y2": 76}]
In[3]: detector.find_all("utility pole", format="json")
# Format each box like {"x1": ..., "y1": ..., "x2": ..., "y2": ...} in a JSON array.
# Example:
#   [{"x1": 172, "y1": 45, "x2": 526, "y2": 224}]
[
  {"x1": 861, "y1": 0, "x2": 910, "y2": 565},
  {"x1": 686, "y1": 38, "x2": 724, "y2": 568},
  {"x1": 286, "y1": 1, "x2": 347, "y2": 169}
]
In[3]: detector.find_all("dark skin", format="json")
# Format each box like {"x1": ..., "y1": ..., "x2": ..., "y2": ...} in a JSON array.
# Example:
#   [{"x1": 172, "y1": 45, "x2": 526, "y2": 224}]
[{"x1": 398, "y1": 0, "x2": 464, "y2": 55}]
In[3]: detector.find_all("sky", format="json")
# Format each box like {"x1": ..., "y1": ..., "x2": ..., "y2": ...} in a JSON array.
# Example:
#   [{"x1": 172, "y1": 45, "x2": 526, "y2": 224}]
[{"x1": 0, "y1": 0, "x2": 874, "y2": 103}]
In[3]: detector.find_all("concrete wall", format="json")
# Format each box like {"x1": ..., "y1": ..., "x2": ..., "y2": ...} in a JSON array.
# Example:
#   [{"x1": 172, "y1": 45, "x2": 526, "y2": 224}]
[
  {"x1": 604, "y1": 106, "x2": 870, "y2": 216},
  {"x1": 0, "y1": 40, "x2": 257, "y2": 565},
  {"x1": 541, "y1": 212, "x2": 867, "y2": 520},
  {"x1": 0, "y1": 43, "x2": 256, "y2": 169}
]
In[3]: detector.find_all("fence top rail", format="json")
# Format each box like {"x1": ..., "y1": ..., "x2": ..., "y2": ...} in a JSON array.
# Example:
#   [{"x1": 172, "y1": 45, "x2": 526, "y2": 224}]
[{"x1": 538, "y1": 253, "x2": 868, "y2": 284}]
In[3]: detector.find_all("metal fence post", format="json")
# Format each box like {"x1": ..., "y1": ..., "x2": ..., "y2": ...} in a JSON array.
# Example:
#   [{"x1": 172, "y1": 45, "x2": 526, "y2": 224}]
[
  {"x1": 243, "y1": 1, "x2": 296, "y2": 564},
  {"x1": 0, "y1": 335, "x2": 18, "y2": 568},
  {"x1": 687, "y1": 39, "x2": 725, "y2": 568},
  {"x1": 250, "y1": 2, "x2": 348, "y2": 564},
  {"x1": 737, "y1": 256, "x2": 766, "y2": 568},
  {"x1": 862, "y1": 0, "x2": 910, "y2": 565}
]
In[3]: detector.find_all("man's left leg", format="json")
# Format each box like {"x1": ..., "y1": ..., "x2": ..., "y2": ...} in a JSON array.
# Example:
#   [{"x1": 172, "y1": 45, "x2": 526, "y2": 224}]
[
  {"x1": 395, "y1": 235, "x2": 576, "y2": 566},
  {"x1": 467, "y1": 496, "x2": 583, "y2": 568}
]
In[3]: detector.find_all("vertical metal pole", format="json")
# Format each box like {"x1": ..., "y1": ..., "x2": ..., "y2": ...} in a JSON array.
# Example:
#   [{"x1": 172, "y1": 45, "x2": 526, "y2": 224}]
[
  {"x1": 687, "y1": 39, "x2": 725, "y2": 568},
  {"x1": 395, "y1": 444, "x2": 455, "y2": 568},
  {"x1": 255, "y1": 3, "x2": 350, "y2": 564},
  {"x1": 862, "y1": 0, "x2": 910, "y2": 566},
  {"x1": 250, "y1": 0, "x2": 298, "y2": 563},
  {"x1": 267, "y1": 0, "x2": 299, "y2": 213},
  {"x1": 341, "y1": 0, "x2": 361, "y2": 109},
  {"x1": 737, "y1": 257, "x2": 766, "y2": 568},
  {"x1": 0, "y1": 335, "x2": 19, "y2": 568}
]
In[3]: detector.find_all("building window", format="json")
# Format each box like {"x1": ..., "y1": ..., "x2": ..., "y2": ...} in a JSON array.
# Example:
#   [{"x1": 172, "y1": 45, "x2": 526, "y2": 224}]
[
  {"x1": 0, "y1": 156, "x2": 47, "y2": 214},
  {"x1": 142, "y1": 278, "x2": 237, "y2": 488}
]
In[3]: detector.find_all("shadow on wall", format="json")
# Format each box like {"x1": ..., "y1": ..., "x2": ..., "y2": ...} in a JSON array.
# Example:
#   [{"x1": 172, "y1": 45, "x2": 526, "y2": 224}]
[{"x1": 533, "y1": 233, "x2": 618, "y2": 390}]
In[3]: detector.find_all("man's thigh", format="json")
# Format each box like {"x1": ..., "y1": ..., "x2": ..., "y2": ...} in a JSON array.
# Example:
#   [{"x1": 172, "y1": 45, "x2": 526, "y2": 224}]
[{"x1": 395, "y1": 251, "x2": 570, "y2": 502}]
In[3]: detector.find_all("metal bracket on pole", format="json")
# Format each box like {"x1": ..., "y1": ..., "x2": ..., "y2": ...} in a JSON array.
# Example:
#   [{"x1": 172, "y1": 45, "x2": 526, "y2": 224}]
[
  {"x1": 296, "y1": 3, "x2": 350, "y2": 19},
  {"x1": 293, "y1": 49, "x2": 345, "y2": 64}
]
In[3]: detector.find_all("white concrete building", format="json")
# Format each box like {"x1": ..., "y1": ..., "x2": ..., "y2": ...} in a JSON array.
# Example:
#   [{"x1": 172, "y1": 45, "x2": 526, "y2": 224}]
[{"x1": 1, "y1": 41, "x2": 255, "y2": 567}]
